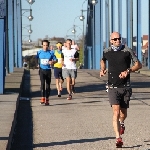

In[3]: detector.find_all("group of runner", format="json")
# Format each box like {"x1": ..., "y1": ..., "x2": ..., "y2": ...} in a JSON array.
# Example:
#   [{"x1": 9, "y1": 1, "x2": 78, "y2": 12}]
[
  {"x1": 36, "y1": 39, "x2": 79, "y2": 105},
  {"x1": 36, "y1": 31, "x2": 143, "y2": 148}
]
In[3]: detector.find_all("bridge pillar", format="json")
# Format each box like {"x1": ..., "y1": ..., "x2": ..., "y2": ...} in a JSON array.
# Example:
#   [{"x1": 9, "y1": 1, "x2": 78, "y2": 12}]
[
  {"x1": 105, "y1": 0, "x2": 110, "y2": 49},
  {"x1": 8, "y1": 0, "x2": 14, "y2": 73},
  {"x1": 87, "y1": 46, "x2": 92, "y2": 69},
  {"x1": 111, "y1": 0, "x2": 115, "y2": 32},
  {"x1": 14, "y1": 0, "x2": 18, "y2": 67},
  {"x1": 0, "y1": 0, "x2": 5, "y2": 94},
  {"x1": 95, "y1": 0, "x2": 103, "y2": 70},
  {"x1": 137, "y1": 0, "x2": 142, "y2": 62},
  {"x1": 148, "y1": 0, "x2": 150, "y2": 69},
  {"x1": 17, "y1": 0, "x2": 22, "y2": 68},
  {"x1": 92, "y1": 5, "x2": 95, "y2": 69},
  {"x1": 126, "y1": 0, "x2": 133, "y2": 49},
  {"x1": 118, "y1": 0, "x2": 122, "y2": 37}
]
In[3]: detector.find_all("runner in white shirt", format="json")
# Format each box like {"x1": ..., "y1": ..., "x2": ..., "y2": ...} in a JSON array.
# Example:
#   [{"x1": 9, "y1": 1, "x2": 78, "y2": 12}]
[{"x1": 62, "y1": 39, "x2": 79, "y2": 100}]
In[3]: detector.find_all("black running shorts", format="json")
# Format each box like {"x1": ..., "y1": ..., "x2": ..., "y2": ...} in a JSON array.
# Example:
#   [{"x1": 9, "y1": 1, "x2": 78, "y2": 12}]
[{"x1": 108, "y1": 87, "x2": 132, "y2": 109}]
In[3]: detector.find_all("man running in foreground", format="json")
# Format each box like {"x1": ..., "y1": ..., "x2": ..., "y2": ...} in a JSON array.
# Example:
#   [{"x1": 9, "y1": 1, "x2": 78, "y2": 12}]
[{"x1": 100, "y1": 32, "x2": 142, "y2": 148}]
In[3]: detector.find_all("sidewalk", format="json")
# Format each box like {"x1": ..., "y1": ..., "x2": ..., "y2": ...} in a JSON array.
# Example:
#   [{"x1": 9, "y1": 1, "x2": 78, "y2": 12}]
[
  {"x1": 0, "y1": 68, "x2": 24, "y2": 150},
  {"x1": 139, "y1": 67, "x2": 150, "y2": 76},
  {"x1": 30, "y1": 69, "x2": 150, "y2": 150}
]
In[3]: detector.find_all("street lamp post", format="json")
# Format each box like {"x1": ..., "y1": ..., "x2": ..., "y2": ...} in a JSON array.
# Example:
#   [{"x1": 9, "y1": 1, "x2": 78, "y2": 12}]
[
  {"x1": 71, "y1": 24, "x2": 82, "y2": 43},
  {"x1": 22, "y1": 8, "x2": 34, "y2": 21},
  {"x1": 72, "y1": 25, "x2": 76, "y2": 42},
  {"x1": 22, "y1": 35, "x2": 32, "y2": 43},
  {"x1": 22, "y1": 24, "x2": 33, "y2": 34},
  {"x1": 72, "y1": 16, "x2": 81, "y2": 42},
  {"x1": 79, "y1": 10, "x2": 86, "y2": 66}
]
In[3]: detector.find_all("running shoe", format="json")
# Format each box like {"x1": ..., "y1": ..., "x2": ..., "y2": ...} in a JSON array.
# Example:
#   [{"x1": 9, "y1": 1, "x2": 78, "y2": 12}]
[
  {"x1": 116, "y1": 137, "x2": 123, "y2": 148},
  {"x1": 40, "y1": 97, "x2": 45, "y2": 104},
  {"x1": 45, "y1": 98, "x2": 49, "y2": 106},
  {"x1": 58, "y1": 91, "x2": 61, "y2": 97},
  {"x1": 58, "y1": 95, "x2": 61, "y2": 97},
  {"x1": 67, "y1": 95, "x2": 72, "y2": 100}
]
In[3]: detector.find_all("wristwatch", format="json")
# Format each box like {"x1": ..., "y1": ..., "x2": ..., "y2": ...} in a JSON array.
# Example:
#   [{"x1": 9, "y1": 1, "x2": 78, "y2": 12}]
[{"x1": 127, "y1": 68, "x2": 131, "y2": 74}]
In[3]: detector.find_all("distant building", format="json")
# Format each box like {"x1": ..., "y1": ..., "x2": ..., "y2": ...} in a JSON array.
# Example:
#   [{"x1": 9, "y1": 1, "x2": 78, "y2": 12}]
[
  {"x1": 142, "y1": 35, "x2": 148, "y2": 46},
  {"x1": 22, "y1": 36, "x2": 65, "y2": 50},
  {"x1": 142, "y1": 35, "x2": 148, "y2": 52},
  {"x1": 49, "y1": 37, "x2": 65, "y2": 49}
]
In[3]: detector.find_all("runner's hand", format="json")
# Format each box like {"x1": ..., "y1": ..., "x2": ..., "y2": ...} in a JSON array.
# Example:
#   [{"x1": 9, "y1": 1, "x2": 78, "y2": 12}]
[
  {"x1": 49, "y1": 60, "x2": 54, "y2": 65},
  {"x1": 119, "y1": 70, "x2": 128, "y2": 79},
  {"x1": 100, "y1": 70, "x2": 107, "y2": 77},
  {"x1": 69, "y1": 58, "x2": 74, "y2": 62}
]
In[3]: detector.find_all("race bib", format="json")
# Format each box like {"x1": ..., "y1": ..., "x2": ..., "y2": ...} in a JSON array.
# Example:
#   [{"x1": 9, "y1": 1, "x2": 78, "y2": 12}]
[{"x1": 41, "y1": 59, "x2": 49, "y2": 65}]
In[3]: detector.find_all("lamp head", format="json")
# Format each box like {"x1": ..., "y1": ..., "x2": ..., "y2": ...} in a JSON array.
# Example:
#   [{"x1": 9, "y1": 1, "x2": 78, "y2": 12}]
[
  {"x1": 28, "y1": 39, "x2": 32, "y2": 43},
  {"x1": 79, "y1": 15, "x2": 85, "y2": 21},
  {"x1": 91, "y1": 0, "x2": 98, "y2": 5},
  {"x1": 28, "y1": 29, "x2": 33, "y2": 34},
  {"x1": 27, "y1": 0, "x2": 35, "y2": 5},
  {"x1": 72, "y1": 29, "x2": 76, "y2": 33},
  {"x1": 28, "y1": 15, "x2": 33, "y2": 21}
]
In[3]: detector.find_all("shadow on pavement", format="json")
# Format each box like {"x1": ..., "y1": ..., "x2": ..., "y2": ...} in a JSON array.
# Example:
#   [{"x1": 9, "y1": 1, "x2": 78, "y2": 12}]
[
  {"x1": 131, "y1": 82, "x2": 150, "y2": 88},
  {"x1": 75, "y1": 84, "x2": 106, "y2": 93},
  {"x1": 10, "y1": 70, "x2": 33, "y2": 150},
  {"x1": 0, "y1": 137, "x2": 9, "y2": 140},
  {"x1": 30, "y1": 83, "x2": 106, "y2": 98},
  {"x1": 33, "y1": 137, "x2": 115, "y2": 148},
  {"x1": 31, "y1": 88, "x2": 68, "y2": 98},
  {"x1": 50, "y1": 100, "x2": 103, "y2": 106}
]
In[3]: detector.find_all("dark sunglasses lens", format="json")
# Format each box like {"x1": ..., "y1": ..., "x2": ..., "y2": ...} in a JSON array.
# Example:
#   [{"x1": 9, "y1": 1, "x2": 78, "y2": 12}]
[{"x1": 113, "y1": 37, "x2": 121, "y2": 41}]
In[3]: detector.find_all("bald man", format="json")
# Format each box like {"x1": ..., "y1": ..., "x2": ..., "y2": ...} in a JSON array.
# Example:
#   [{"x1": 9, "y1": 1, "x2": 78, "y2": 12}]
[{"x1": 100, "y1": 32, "x2": 142, "y2": 148}]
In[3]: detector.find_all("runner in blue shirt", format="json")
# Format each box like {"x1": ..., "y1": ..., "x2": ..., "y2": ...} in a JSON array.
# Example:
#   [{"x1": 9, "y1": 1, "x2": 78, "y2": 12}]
[{"x1": 36, "y1": 40, "x2": 57, "y2": 105}]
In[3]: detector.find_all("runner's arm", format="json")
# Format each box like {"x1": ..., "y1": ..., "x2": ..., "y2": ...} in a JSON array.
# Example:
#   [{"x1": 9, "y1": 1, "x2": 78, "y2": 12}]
[
  {"x1": 127, "y1": 49, "x2": 142, "y2": 73},
  {"x1": 72, "y1": 51, "x2": 79, "y2": 61}
]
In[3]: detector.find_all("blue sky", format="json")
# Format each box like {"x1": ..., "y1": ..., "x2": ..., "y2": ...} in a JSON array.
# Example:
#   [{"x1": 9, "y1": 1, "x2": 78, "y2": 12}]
[
  {"x1": 22, "y1": 0, "x2": 149, "y2": 41},
  {"x1": 22, "y1": 0, "x2": 87, "y2": 41}
]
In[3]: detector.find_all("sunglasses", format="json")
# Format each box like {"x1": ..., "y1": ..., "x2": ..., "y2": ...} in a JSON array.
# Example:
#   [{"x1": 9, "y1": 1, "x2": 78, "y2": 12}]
[{"x1": 111, "y1": 37, "x2": 121, "y2": 41}]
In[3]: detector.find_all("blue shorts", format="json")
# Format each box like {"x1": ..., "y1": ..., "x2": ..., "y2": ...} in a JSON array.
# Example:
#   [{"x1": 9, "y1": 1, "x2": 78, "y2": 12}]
[{"x1": 54, "y1": 67, "x2": 63, "y2": 79}]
